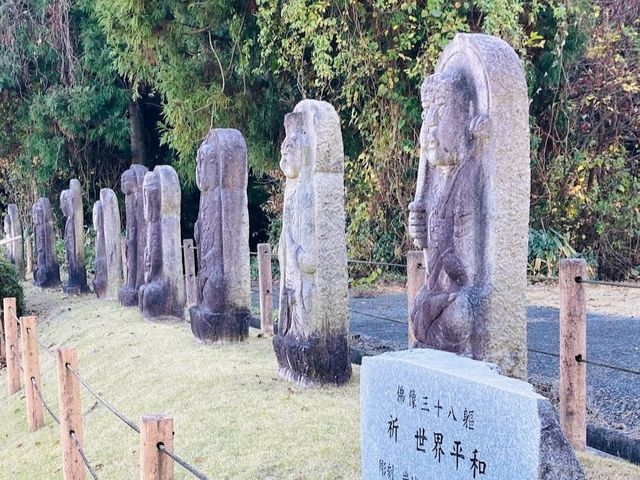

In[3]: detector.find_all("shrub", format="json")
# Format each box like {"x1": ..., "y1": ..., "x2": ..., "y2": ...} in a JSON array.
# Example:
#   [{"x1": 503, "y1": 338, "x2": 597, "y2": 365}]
[{"x1": 0, "y1": 258, "x2": 25, "y2": 317}]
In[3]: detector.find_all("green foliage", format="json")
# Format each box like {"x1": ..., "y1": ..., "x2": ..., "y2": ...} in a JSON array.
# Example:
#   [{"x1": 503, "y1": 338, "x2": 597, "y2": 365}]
[
  {"x1": 528, "y1": 227, "x2": 577, "y2": 277},
  {"x1": 1, "y1": 0, "x2": 638, "y2": 280},
  {"x1": 0, "y1": 259, "x2": 25, "y2": 317}
]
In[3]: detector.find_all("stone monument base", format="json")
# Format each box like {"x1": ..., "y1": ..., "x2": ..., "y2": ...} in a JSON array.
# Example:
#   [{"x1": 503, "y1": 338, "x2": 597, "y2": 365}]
[
  {"x1": 63, "y1": 284, "x2": 89, "y2": 296},
  {"x1": 34, "y1": 270, "x2": 61, "y2": 289},
  {"x1": 273, "y1": 332, "x2": 351, "y2": 387},
  {"x1": 118, "y1": 286, "x2": 139, "y2": 307},
  {"x1": 190, "y1": 306, "x2": 250, "y2": 343}
]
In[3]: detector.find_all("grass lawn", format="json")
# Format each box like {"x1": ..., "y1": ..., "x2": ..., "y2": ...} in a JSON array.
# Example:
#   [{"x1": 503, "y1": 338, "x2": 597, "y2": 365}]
[{"x1": 1, "y1": 284, "x2": 639, "y2": 479}]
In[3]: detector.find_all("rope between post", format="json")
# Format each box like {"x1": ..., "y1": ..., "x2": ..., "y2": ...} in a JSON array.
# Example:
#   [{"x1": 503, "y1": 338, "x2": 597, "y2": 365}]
[
  {"x1": 528, "y1": 349, "x2": 640, "y2": 376},
  {"x1": 65, "y1": 364, "x2": 140, "y2": 433},
  {"x1": 70, "y1": 430, "x2": 100, "y2": 480},
  {"x1": 158, "y1": 443, "x2": 210, "y2": 480},
  {"x1": 349, "y1": 308, "x2": 407, "y2": 326},
  {"x1": 575, "y1": 277, "x2": 640, "y2": 289},
  {"x1": 7, "y1": 306, "x2": 20, "y2": 324},
  {"x1": 31, "y1": 377, "x2": 60, "y2": 425}
]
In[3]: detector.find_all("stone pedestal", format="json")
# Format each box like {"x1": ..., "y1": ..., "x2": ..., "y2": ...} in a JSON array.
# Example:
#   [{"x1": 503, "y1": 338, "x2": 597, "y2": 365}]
[
  {"x1": 273, "y1": 100, "x2": 351, "y2": 386},
  {"x1": 32, "y1": 198, "x2": 60, "y2": 288},
  {"x1": 118, "y1": 165, "x2": 148, "y2": 306},
  {"x1": 189, "y1": 129, "x2": 251, "y2": 342}
]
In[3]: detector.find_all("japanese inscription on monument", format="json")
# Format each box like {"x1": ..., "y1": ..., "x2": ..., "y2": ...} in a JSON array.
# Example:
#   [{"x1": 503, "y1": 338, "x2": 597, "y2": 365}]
[{"x1": 360, "y1": 349, "x2": 585, "y2": 480}]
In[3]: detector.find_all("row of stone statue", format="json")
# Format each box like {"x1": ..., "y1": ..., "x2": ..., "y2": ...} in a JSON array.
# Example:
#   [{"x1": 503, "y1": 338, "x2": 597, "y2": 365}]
[{"x1": 4, "y1": 33, "x2": 531, "y2": 387}]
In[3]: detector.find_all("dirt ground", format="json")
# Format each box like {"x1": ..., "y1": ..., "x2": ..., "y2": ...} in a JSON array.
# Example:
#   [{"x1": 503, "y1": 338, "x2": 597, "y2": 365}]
[{"x1": 526, "y1": 280, "x2": 640, "y2": 318}]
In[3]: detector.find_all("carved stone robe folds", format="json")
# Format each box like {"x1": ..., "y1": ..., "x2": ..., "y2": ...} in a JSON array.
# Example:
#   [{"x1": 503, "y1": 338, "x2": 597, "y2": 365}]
[{"x1": 273, "y1": 99, "x2": 351, "y2": 387}]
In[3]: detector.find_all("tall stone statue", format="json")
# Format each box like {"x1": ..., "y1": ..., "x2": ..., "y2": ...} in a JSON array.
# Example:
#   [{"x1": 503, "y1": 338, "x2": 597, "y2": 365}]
[
  {"x1": 92, "y1": 189, "x2": 123, "y2": 299},
  {"x1": 32, "y1": 198, "x2": 61, "y2": 288},
  {"x1": 190, "y1": 129, "x2": 251, "y2": 342},
  {"x1": 408, "y1": 33, "x2": 530, "y2": 379},
  {"x1": 92, "y1": 201, "x2": 107, "y2": 297},
  {"x1": 139, "y1": 165, "x2": 185, "y2": 320},
  {"x1": 273, "y1": 100, "x2": 351, "y2": 386},
  {"x1": 8, "y1": 205, "x2": 25, "y2": 279},
  {"x1": 3, "y1": 205, "x2": 25, "y2": 278},
  {"x1": 118, "y1": 165, "x2": 148, "y2": 306},
  {"x1": 60, "y1": 180, "x2": 89, "y2": 294},
  {"x1": 3, "y1": 213, "x2": 14, "y2": 265}
]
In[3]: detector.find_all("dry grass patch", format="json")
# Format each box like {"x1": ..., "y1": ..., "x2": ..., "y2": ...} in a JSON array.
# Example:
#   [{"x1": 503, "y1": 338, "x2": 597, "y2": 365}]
[{"x1": 0, "y1": 285, "x2": 639, "y2": 479}]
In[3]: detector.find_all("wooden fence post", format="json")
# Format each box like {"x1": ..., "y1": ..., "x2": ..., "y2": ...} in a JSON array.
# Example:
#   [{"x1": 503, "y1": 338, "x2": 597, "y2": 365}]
[
  {"x1": 4, "y1": 297, "x2": 21, "y2": 395},
  {"x1": 559, "y1": 259, "x2": 587, "y2": 451},
  {"x1": 26, "y1": 236, "x2": 33, "y2": 276},
  {"x1": 140, "y1": 414, "x2": 174, "y2": 480},
  {"x1": 183, "y1": 239, "x2": 197, "y2": 308},
  {"x1": 257, "y1": 243, "x2": 273, "y2": 335},
  {"x1": 406, "y1": 251, "x2": 426, "y2": 348},
  {"x1": 20, "y1": 316, "x2": 44, "y2": 431},
  {"x1": 56, "y1": 347, "x2": 85, "y2": 480}
]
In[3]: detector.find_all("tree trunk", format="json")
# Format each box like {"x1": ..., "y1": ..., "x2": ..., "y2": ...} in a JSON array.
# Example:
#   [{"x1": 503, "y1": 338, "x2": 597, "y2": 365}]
[{"x1": 129, "y1": 100, "x2": 147, "y2": 165}]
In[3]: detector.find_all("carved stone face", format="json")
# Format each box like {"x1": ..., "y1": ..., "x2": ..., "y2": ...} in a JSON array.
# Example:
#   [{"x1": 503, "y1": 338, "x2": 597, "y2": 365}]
[
  {"x1": 60, "y1": 191, "x2": 71, "y2": 218},
  {"x1": 33, "y1": 204, "x2": 44, "y2": 227},
  {"x1": 121, "y1": 169, "x2": 137, "y2": 195},
  {"x1": 196, "y1": 145, "x2": 218, "y2": 193},
  {"x1": 4, "y1": 214, "x2": 10, "y2": 237},
  {"x1": 143, "y1": 173, "x2": 161, "y2": 223},
  {"x1": 280, "y1": 112, "x2": 309, "y2": 179},
  {"x1": 420, "y1": 73, "x2": 470, "y2": 168}
]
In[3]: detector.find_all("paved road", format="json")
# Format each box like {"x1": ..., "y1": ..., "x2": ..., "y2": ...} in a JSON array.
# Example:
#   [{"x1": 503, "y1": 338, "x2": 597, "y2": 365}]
[{"x1": 254, "y1": 288, "x2": 640, "y2": 435}]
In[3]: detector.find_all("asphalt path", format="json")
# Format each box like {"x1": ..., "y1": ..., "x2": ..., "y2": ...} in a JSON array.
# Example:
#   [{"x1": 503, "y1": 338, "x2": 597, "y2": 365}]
[{"x1": 254, "y1": 288, "x2": 640, "y2": 435}]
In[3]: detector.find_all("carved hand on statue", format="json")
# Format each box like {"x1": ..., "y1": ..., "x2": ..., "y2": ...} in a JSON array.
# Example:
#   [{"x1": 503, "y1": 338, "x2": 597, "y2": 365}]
[
  {"x1": 408, "y1": 200, "x2": 428, "y2": 249},
  {"x1": 297, "y1": 247, "x2": 316, "y2": 275}
]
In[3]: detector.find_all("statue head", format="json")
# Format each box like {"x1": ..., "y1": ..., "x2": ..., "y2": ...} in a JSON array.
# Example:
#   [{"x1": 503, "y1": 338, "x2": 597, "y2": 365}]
[
  {"x1": 32, "y1": 201, "x2": 44, "y2": 227},
  {"x1": 143, "y1": 172, "x2": 161, "y2": 223},
  {"x1": 92, "y1": 201, "x2": 104, "y2": 233},
  {"x1": 60, "y1": 190, "x2": 72, "y2": 218},
  {"x1": 420, "y1": 71, "x2": 480, "y2": 168},
  {"x1": 280, "y1": 111, "x2": 311, "y2": 179},
  {"x1": 121, "y1": 169, "x2": 137, "y2": 195},
  {"x1": 4, "y1": 214, "x2": 10, "y2": 237},
  {"x1": 196, "y1": 143, "x2": 218, "y2": 193}
]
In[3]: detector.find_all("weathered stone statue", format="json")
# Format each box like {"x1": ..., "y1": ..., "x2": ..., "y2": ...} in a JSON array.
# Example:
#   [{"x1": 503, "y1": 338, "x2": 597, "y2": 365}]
[
  {"x1": 139, "y1": 165, "x2": 185, "y2": 320},
  {"x1": 273, "y1": 100, "x2": 351, "y2": 386},
  {"x1": 8, "y1": 204, "x2": 25, "y2": 279},
  {"x1": 92, "y1": 189, "x2": 123, "y2": 299},
  {"x1": 60, "y1": 180, "x2": 89, "y2": 294},
  {"x1": 32, "y1": 198, "x2": 61, "y2": 288},
  {"x1": 190, "y1": 129, "x2": 251, "y2": 342},
  {"x1": 118, "y1": 165, "x2": 148, "y2": 306},
  {"x1": 408, "y1": 33, "x2": 530, "y2": 379},
  {"x1": 92, "y1": 201, "x2": 107, "y2": 298},
  {"x1": 3, "y1": 213, "x2": 13, "y2": 263}
]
